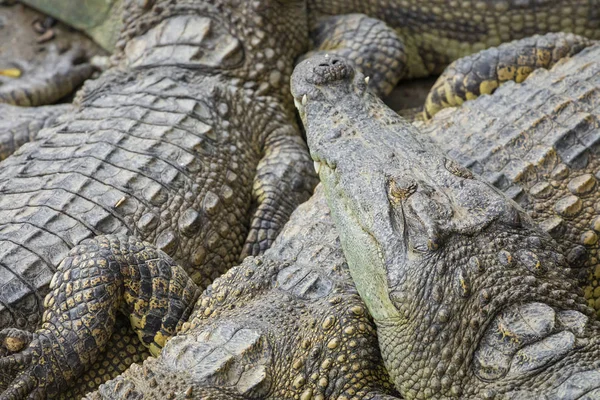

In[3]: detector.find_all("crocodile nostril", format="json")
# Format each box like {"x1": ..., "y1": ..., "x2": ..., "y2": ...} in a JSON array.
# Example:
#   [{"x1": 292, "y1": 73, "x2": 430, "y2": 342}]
[{"x1": 309, "y1": 57, "x2": 352, "y2": 85}]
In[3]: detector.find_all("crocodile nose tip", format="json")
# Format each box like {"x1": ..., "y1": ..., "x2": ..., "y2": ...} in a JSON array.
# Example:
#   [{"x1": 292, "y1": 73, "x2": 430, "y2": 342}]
[
  {"x1": 306, "y1": 55, "x2": 353, "y2": 85},
  {"x1": 291, "y1": 55, "x2": 356, "y2": 97}
]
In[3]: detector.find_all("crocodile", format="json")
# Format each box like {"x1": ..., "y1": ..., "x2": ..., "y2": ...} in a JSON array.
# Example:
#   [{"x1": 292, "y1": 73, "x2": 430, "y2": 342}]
[
  {"x1": 418, "y1": 43, "x2": 600, "y2": 317},
  {"x1": 0, "y1": 103, "x2": 72, "y2": 160},
  {"x1": 306, "y1": 0, "x2": 600, "y2": 98},
  {"x1": 5, "y1": 0, "x2": 599, "y2": 121},
  {"x1": 3, "y1": 41, "x2": 600, "y2": 399},
  {"x1": 423, "y1": 32, "x2": 596, "y2": 118},
  {"x1": 298, "y1": 54, "x2": 600, "y2": 398},
  {"x1": 0, "y1": 187, "x2": 400, "y2": 399},
  {"x1": 0, "y1": 0, "x2": 318, "y2": 340},
  {"x1": 0, "y1": 44, "x2": 95, "y2": 107}
]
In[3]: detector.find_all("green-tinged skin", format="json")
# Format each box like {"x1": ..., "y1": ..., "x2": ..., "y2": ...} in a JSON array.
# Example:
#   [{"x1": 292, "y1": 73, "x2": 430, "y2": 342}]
[
  {"x1": 306, "y1": 0, "x2": 600, "y2": 104},
  {"x1": 294, "y1": 54, "x2": 600, "y2": 399},
  {"x1": 308, "y1": 0, "x2": 600, "y2": 80},
  {"x1": 0, "y1": 188, "x2": 400, "y2": 400},
  {"x1": 5, "y1": 41, "x2": 600, "y2": 400},
  {"x1": 8, "y1": 0, "x2": 599, "y2": 115}
]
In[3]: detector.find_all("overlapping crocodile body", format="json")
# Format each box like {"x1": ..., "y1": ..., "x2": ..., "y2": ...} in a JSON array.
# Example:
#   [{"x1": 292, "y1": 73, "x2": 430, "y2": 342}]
[{"x1": 420, "y1": 44, "x2": 600, "y2": 316}]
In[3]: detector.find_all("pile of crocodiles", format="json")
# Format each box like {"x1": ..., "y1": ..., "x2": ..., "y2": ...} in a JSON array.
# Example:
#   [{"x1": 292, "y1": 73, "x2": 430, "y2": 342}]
[{"x1": 0, "y1": 0, "x2": 600, "y2": 398}]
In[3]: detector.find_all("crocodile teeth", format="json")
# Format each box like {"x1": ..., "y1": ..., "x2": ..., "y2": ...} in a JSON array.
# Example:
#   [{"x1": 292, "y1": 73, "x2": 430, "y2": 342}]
[
  {"x1": 302, "y1": 94, "x2": 308, "y2": 106},
  {"x1": 365, "y1": 76, "x2": 370, "y2": 85},
  {"x1": 294, "y1": 97, "x2": 302, "y2": 111},
  {"x1": 314, "y1": 161, "x2": 322, "y2": 174}
]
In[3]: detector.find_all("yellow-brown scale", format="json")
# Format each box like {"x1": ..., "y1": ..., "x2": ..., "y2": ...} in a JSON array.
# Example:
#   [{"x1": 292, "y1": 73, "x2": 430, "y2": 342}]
[
  {"x1": 424, "y1": 32, "x2": 594, "y2": 118},
  {"x1": 60, "y1": 319, "x2": 150, "y2": 399},
  {"x1": 308, "y1": 0, "x2": 600, "y2": 81},
  {"x1": 0, "y1": 235, "x2": 201, "y2": 398}
]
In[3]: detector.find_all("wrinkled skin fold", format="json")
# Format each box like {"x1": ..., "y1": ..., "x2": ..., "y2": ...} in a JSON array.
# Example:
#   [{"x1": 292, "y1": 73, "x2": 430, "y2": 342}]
[{"x1": 294, "y1": 54, "x2": 600, "y2": 399}]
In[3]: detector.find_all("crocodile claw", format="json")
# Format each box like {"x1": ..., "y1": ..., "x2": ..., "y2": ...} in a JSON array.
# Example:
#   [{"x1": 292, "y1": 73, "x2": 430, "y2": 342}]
[{"x1": 0, "y1": 329, "x2": 55, "y2": 400}]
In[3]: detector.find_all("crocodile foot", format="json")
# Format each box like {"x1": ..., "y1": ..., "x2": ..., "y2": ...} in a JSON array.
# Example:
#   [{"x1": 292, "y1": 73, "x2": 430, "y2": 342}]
[
  {"x1": 0, "y1": 328, "x2": 61, "y2": 399},
  {"x1": 0, "y1": 44, "x2": 95, "y2": 106}
]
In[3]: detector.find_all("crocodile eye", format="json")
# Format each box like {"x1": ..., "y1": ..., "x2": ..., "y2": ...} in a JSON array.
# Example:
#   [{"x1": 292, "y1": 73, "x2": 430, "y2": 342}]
[
  {"x1": 444, "y1": 158, "x2": 473, "y2": 179},
  {"x1": 388, "y1": 178, "x2": 417, "y2": 203}
]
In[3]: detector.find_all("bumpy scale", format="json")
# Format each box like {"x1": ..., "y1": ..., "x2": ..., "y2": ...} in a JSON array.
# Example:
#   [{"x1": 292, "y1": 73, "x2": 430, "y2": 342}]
[
  {"x1": 420, "y1": 43, "x2": 600, "y2": 318},
  {"x1": 306, "y1": 0, "x2": 600, "y2": 100},
  {"x1": 295, "y1": 54, "x2": 600, "y2": 398},
  {"x1": 0, "y1": 187, "x2": 400, "y2": 399},
  {"x1": 0, "y1": 0, "x2": 316, "y2": 386}
]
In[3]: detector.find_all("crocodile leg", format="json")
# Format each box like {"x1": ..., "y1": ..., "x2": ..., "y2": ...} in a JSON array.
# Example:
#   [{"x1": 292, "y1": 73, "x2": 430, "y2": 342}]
[
  {"x1": 0, "y1": 45, "x2": 94, "y2": 106},
  {"x1": 0, "y1": 235, "x2": 200, "y2": 398},
  {"x1": 0, "y1": 103, "x2": 72, "y2": 160},
  {"x1": 57, "y1": 316, "x2": 150, "y2": 399},
  {"x1": 304, "y1": 14, "x2": 406, "y2": 98},
  {"x1": 241, "y1": 132, "x2": 317, "y2": 259},
  {"x1": 82, "y1": 186, "x2": 398, "y2": 399},
  {"x1": 424, "y1": 32, "x2": 595, "y2": 119}
]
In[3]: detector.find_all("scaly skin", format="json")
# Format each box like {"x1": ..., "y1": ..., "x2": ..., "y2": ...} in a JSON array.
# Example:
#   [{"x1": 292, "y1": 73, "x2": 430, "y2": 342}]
[
  {"x1": 296, "y1": 54, "x2": 600, "y2": 398},
  {"x1": 8, "y1": 1, "x2": 598, "y2": 117},
  {"x1": 306, "y1": 0, "x2": 600, "y2": 99},
  {"x1": 308, "y1": 0, "x2": 600, "y2": 79},
  {"x1": 423, "y1": 32, "x2": 595, "y2": 118},
  {"x1": 0, "y1": 0, "x2": 316, "y2": 347},
  {"x1": 0, "y1": 187, "x2": 399, "y2": 399},
  {"x1": 5, "y1": 44, "x2": 600, "y2": 399},
  {"x1": 0, "y1": 45, "x2": 95, "y2": 106},
  {"x1": 0, "y1": 103, "x2": 72, "y2": 160},
  {"x1": 419, "y1": 43, "x2": 600, "y2": 317}
]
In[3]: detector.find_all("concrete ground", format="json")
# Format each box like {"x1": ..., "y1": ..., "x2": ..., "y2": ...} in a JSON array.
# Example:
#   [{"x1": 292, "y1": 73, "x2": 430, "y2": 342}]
[{"x1": 0, "y1": 2, "x2": 106, "y2": 101}]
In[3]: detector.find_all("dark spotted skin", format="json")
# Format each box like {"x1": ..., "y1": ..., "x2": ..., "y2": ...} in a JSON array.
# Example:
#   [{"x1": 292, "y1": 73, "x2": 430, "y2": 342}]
[
  {"x1": 5, "y1": 44, "x2": 600, "y2": 400},
  {"x1": 7, "y1": 0, "x2": 598, "y2": 132},
  {"x1": 0, "y1": 0, "x2": 316, "y2": 359},
  {"x1": 424, "y1": 32, "x2": 595, "y2": 118},
  {"x1": 0, "y1": 235, "x2": 200, "y2": 398},
  {"x1": 419, "y1": 43, "x2": 600, "y2": 318},
  {"x1": 296, "y1": 54, "x2": 600, "y2": 398},
  {"x1": 1, "y1": 187, "x2": 400, "y2": 399}
]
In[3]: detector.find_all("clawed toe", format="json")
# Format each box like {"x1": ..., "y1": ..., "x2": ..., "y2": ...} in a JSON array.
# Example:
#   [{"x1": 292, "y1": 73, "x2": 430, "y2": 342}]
[{"x1": 0, "y1": 329, "x2": 34, "y2": 354}]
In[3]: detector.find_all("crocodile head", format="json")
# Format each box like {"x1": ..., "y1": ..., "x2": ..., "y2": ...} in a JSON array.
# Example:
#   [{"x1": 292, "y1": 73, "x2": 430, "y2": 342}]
[{"x1": 292, "y1": 55, "x2": 600, "y2": 399}]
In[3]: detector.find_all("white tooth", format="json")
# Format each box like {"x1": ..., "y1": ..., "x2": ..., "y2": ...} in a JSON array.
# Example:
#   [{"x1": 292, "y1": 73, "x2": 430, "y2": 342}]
[
  {"x1": 325, "y1": 53, "x2": 329, "y2": 58},
  {"x1": 365, "y1": 76, "x2": 370, "y2": 85},
  {"x1": 313, "y1": 161, "x2": 321, "y2": 174},
  {"x1": 302, "y1": 94, "x2": 307, "y2": 106},
  {"x1": 294, "y1": 97, "x2": 302, "y2": 110}
]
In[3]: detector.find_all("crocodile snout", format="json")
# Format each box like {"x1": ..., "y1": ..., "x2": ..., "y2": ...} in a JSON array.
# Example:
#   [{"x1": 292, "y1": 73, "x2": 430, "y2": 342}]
[
  {"x1": 308, "y1": 55, "x2": 352, "y2": 85},
  {"x1": 291, "y1": 55, "x2": 356, "y2": 100}
]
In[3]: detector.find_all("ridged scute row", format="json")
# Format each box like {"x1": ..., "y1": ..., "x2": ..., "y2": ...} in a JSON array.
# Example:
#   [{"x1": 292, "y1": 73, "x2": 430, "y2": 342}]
[{"x1": 421, "y1": 43, "x2": 600, "y2": 316}]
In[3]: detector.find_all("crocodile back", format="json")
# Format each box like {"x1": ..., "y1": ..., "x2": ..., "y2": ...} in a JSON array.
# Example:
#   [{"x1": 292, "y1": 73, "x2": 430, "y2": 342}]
[
  {"x1": 420, "y1": 43, "x2": 600, "y2": 314},
  {"x1": 0, "y1": 69, "x2": 262, "y2": 332}
]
